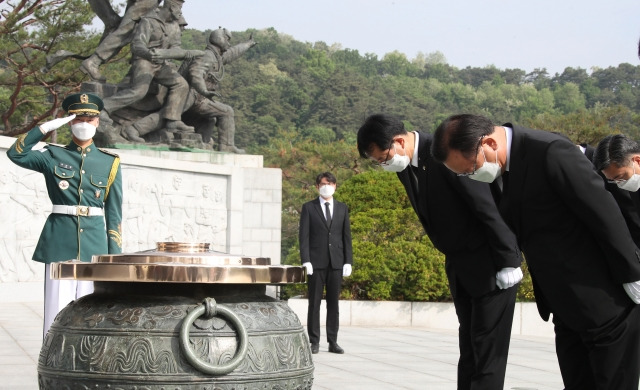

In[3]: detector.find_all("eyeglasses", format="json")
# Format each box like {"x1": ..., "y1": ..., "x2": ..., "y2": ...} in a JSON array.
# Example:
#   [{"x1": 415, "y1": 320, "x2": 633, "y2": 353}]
[
  {"x1": 456, "y1": 137, "x2": 484, "y2": 177},
  {"x1": 378, "y1": 141, "x2": 395, "y2": 167},
  {"x1": 607, "y1": 161, "x2": 636, "y2": 184}
]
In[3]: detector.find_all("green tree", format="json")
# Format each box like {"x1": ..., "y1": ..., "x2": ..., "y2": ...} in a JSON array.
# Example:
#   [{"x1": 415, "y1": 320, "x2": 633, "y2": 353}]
[
  {"x1": 552, "y1": 66, "x2": 589, "y2": 86},
  {"x1": 553, "y1": 82, "x2": 586, "y2": 114},
  {"x1": 378, "y1": 51, "x2": 412, "y2": 77},
  {"x1": 523, "y1": 105, "x2": 632, "y2": 146},
  {"x1": 0, "y1": 0, "x2": 99, "y2": 136},
  {"x1": 335, "y1": 171, "x2": 450, "y2": 301}
]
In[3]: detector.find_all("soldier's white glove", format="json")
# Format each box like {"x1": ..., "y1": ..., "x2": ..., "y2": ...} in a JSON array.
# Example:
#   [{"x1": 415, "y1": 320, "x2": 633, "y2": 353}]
[
  {"x1": 496, "y1": 267, "x2": 523, "y2": 289},
  {"x1": 623, "y1": 281, "x2": 640, "y2": 304},
  {"x1": 40, "y1": 114, "x2": 76, "y2": 133},
  {"x1": 303, "y1": 262, "x2": 313, "y2": 276},
  {"x1": 343, "y1": 264, "x2": 352, "y2": 277}
]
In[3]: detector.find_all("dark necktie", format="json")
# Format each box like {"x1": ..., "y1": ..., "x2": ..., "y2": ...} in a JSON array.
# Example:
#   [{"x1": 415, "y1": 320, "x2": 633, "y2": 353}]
[
  {"x1": 325, "y1": 202, "x2": 332, "y2": 225},
  {"x1": 501, "y1": 171, "x2": 510, "y2": 194},
  {"x1": 498, "y1": 171, "x2": 510, "y2": 215},
  {"x1": 408, "y1": 165, "x2": 421, "y2": 199}
]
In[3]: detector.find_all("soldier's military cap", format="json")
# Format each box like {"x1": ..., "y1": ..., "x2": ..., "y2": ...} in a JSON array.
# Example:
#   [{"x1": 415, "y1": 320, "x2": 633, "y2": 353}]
[{"x1": 61, "y1": 93, "x2": 104, "y2": 117}]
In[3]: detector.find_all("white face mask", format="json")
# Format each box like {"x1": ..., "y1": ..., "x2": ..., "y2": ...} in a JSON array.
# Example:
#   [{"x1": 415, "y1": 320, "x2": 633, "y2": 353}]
[
  {"x1": 319, "y1": 184, "x2": 335, "y2": 199},
  {"x1": 469, "y1": 146, "x2": 502, "y2": 183},
  {"x1": 381, "y1": 143, "x2": 410, "y2": 173},
  {"x1": 71, "y1": 121, "x2": 97, "y2": 141},
  {"x1": 617, "y1": 163, "x2": 640, "y2": 192}
]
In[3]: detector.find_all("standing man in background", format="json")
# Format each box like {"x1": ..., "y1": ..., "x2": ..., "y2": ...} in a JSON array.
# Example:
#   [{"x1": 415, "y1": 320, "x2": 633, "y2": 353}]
[
  {"x1": 299, "y1": 172, "x2": 353, "y2": 354},
  {"x1": 431, "y1": 113, "x2": 640, "y2": 389},
  {"x1": 7, "y1": 93, "x2": 123, "y2": 338},
  {"x1": 357, "y1": 113, "x2": 523, "y2": 390}
]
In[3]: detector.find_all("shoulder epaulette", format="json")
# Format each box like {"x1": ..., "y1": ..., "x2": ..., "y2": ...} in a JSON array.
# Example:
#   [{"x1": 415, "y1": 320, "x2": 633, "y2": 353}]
[{"x1": 98, "y1": 148, "x2": 120, "y2": 158}]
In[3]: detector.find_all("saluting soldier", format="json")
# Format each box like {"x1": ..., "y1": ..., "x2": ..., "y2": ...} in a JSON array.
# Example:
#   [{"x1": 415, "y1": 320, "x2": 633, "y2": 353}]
[{"x1": 6, "y1": 92, "x2": 123, "y2": 338}]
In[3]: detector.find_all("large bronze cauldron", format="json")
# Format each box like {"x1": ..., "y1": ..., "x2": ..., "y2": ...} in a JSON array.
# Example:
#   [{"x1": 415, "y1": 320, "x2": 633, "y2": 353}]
[{"x1": 39, "y1": 243, "x2": 313, "y2": 389}]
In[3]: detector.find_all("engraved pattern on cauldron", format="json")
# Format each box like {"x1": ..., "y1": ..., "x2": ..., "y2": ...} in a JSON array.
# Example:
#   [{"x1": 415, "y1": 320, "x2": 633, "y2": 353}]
[
  {"x1": 78, "y1": 335, "x2": 109, "y2": 369},
  {"x1": 42, "y1": 331, "x2": 312, "y2": 375},
  {"x1": 108, "y1": 337, "x2": 178, "y2": 373},
  {"x1": 232, "y1": 334, "x2": 308, "y2": 373},
  {"x1": 231, "y1": 301, "x2": 301, "y2": 330},
  {"x1": 184, "y1": 326, "x2": 313, "y2": 374},
  {"x1": 41, "y1": 333, "x2": 108, "y2": 372},
  {"x1": 40, "y1": 333, "x2": 179, "y2": 375},
  {"x1": 51, "y1": 295, "x2": 187, "y2": 331}
]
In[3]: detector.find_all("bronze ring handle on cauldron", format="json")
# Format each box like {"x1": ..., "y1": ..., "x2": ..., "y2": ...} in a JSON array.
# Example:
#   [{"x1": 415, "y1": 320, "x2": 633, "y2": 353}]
[{"x1": 179, "y1": 298, "x2": 249, "y2": 375}]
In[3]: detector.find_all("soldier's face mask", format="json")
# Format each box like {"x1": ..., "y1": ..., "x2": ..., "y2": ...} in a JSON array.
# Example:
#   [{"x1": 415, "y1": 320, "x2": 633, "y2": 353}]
[{"x1": 71, "y1": 121, "x2": 96, "y2": 141}]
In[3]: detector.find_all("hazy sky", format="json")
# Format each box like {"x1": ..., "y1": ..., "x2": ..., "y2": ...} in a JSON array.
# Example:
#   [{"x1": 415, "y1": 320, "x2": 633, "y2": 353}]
[{"x1": 178, "y1": 0, "x2": 640, "y2": 75}]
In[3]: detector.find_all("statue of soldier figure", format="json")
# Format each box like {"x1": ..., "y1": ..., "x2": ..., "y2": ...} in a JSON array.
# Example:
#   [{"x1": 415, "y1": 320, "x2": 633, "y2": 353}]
[
  {"x1": 81, "y1": 0, "x2": 162, "y2": 82},
  {"x1": 61, "y1": 1, "x2": 257, "y2": 152},
  {"x1": 99, "y1": 0, "x2": 200, "y2": 134},
  {"x1": 120, "y1": 27, "x2": 256, "y2": 153}
]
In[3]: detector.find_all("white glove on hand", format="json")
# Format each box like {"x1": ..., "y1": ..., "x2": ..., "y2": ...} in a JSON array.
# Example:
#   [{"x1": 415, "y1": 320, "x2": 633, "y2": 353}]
[
  {"x1": 496, "y1": 267, "x2": 523, "y2": 289},
  {"x1": 39, "y1": 114, "x2": 76, "y2": 133},
  {"x1": 303, "y1": 262, "x2": 313, "y2": 276},
  {"x1": 623, "y1": 281, "x2": 640, "y2": 304},
  {"x1": 343, "y1": 264, "x2": 352, "y2": 277}
]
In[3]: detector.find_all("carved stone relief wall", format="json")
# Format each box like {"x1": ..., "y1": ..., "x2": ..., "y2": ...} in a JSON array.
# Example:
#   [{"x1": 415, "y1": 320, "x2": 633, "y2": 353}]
[{"x1": 121, "y1": 167, "x2": 228, "y2": 253}]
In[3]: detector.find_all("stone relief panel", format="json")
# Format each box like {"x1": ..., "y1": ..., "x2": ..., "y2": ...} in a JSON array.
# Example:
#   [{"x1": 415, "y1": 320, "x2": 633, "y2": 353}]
[
  {"x1": 0, "y1": 159, "x2": 50, "y2": 282},
  {"x1": 0, "y1": 151, "x2": 231, "y2": 282},
  {"x1": 121, "y1": 167, "x2": 229, "y2": 253}
]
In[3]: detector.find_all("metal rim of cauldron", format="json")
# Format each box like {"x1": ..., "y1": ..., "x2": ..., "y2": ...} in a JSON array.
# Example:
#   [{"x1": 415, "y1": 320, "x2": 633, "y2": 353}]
[{"x1": 49, "y1": 242, "x2": 307, "y2": 284}]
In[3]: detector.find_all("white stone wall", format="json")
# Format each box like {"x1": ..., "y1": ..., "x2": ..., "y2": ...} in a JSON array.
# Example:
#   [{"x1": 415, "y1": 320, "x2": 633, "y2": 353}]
[
  {"x1": 287, "y1": 299, "x2": 556, "y2": 338},
  {"x1": 0, "y1": 135, "x2": 282, "y2": 285}
]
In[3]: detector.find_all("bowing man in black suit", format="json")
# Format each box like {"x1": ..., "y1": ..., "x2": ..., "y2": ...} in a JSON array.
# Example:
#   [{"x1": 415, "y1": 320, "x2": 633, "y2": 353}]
[
  {"x1": 432, "y1": 114, "x2": 640, "y2": 390},
  {"x1": 357, "y1": 114, "x2": 523, "y2": 390},
  {"x1": 299, "y1": 172, "x2": 353, "y2": 355},
  {"x1": 581, "y1": 140, "x2": 640, "y2": 246}
]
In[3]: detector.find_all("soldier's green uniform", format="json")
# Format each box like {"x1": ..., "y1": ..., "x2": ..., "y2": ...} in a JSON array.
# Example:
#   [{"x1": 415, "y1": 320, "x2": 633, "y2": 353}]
[{"x1": 6, "y1": 96, "x2": 122, "y2": 263}]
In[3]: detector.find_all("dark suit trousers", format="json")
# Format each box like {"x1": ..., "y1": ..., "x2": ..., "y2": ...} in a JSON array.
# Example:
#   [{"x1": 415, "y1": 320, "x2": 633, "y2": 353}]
[
  {"x1": 454, "y1": 282, "x2": 517, "y2": 390},
  {"x1": 553, "y1": 304, "x2": 640, "y2": 390},
  {"x1": 307, "y1": 267, "x2": 342, "y2": 345}
]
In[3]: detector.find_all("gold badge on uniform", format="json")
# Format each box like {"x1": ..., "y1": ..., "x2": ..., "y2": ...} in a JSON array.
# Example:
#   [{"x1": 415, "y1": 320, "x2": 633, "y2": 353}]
[
  {"x1": 80, "y1": 94, "x2": 89, "y2": 104},
  {"x1": 95, "y1": 189, "x2": 101, "y2": 198},
  {"x1": 59, "y1": 180, "x2": 69, "y2": 190}
]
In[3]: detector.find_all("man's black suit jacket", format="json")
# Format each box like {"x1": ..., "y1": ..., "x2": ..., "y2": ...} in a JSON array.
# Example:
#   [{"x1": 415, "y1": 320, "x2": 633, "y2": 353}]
[
  {"x1": 397, "y1": 132, "x2": 521, "y2": 298},
  {"x1": 502, "y1": 125, "x2": 640, "y2": 330},
  {"x1": 299, "y1": 198, "x2": 353, "y2": 270}
]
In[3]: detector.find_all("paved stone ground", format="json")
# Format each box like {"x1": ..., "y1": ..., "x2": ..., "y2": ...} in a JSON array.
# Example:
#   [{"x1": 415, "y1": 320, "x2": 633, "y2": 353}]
[
  {"x1": 311, "y1": 326, "x2": 563, "y2": 389},
  {"x1": 0, "y1": 300, "x2": 564, "y2": 390}
]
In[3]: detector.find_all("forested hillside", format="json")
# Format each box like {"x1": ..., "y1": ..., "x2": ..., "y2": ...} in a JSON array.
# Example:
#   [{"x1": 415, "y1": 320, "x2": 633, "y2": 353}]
[{"x1": 179, "y1": 28, "x2": 640, "y2": 150}]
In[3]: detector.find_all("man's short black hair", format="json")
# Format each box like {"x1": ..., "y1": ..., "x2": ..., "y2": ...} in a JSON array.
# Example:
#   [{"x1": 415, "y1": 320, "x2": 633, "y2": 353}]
[
  {"x1": 356, "y1": 114, "x2": 407, "y2": 159},
  {"x1": 316, "y1": 172, "x2": 337, "y2": 186},
  {"x1": 593, "y1": 134, "x2": 640, "y2": 171},
  {"x1": 431, "y1": 114, "x2": 495, "y2": 162}
]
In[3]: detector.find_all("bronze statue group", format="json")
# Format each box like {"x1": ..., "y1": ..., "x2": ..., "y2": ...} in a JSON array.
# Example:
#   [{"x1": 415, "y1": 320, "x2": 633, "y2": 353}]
[{"x1": 50, "y1": 0, "x2": 255, "y2": 152}]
